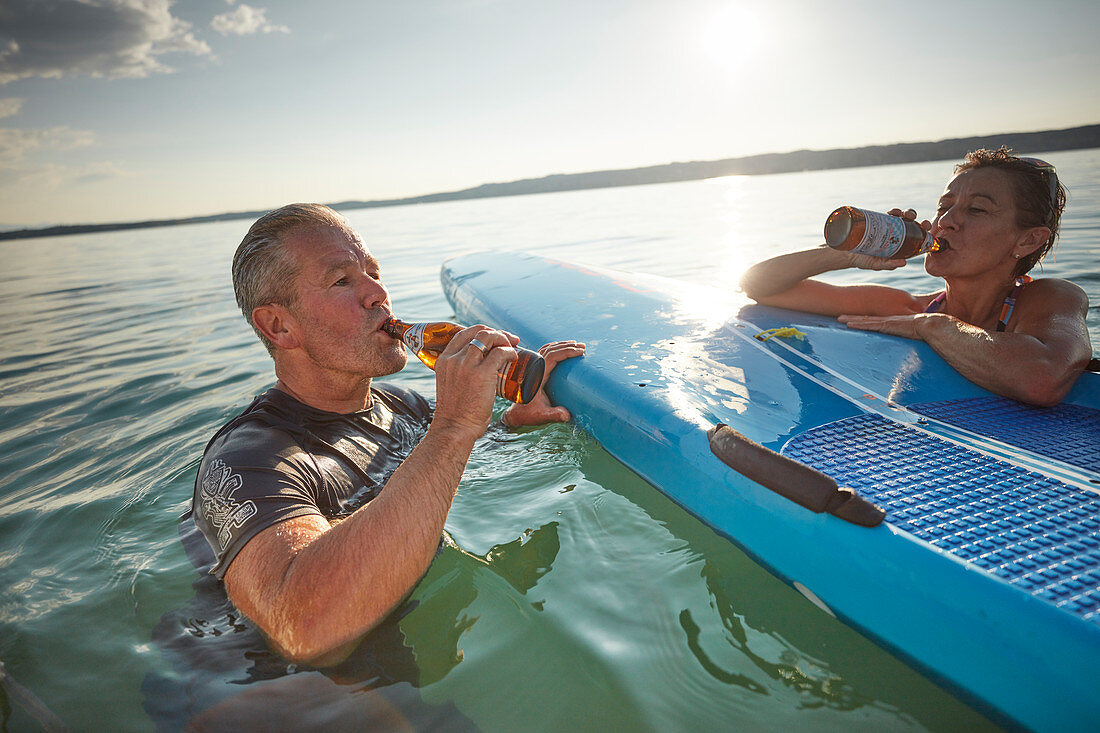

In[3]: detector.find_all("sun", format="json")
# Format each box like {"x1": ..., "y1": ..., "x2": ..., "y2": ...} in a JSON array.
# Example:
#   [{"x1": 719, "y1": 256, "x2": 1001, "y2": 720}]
[{"x1": 700, "y1": 4, "x2": 768, "y2": 77}]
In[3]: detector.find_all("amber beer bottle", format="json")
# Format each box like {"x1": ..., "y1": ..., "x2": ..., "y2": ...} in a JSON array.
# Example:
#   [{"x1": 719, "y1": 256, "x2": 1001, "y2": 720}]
[
  {"x1": 824, "y1": 206, "x2": 941, "y2": 258},
  {"x1": 383, "y1": 318, "x2": 546, "y2": 404}
]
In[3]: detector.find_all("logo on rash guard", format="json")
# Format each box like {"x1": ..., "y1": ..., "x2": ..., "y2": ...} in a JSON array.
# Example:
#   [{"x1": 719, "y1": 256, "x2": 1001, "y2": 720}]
[{"x1": 199, "y1": 459, "x2": 258, "y2": 550}]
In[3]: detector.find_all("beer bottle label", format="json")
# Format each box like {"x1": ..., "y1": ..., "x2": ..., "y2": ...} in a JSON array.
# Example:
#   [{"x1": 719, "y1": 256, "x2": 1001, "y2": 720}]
[
  {"x1": 854, "y1": 208, "x2": 905, "y2": 257},
  {"x1": 405, "y1": 323, "x2": 427, "y2": 353}
]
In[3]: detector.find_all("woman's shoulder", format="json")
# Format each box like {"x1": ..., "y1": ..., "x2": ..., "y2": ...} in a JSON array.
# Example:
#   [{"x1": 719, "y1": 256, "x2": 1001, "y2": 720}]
[
  {"x1": 1021, "y1": 276, "x2": 1089, "y2": 302},
  {"x1": 1017, "y1": 276, "x2": 1090, "y2": 317}
]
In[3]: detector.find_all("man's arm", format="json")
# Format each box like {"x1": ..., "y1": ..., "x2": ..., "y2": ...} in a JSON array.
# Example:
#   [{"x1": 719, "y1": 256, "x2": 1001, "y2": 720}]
[
  {"x1": 223, "y1": 327, "x2": 515, "y2": 666},
  {"x1": 223, "y1": 423, "x2": 479, "y2": 666}
]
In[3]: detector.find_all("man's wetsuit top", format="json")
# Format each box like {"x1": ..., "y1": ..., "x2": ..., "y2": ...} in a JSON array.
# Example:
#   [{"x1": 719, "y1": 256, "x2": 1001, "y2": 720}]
[{"x1": 191, "y1": 384, "x2": 432, "y2": 578}]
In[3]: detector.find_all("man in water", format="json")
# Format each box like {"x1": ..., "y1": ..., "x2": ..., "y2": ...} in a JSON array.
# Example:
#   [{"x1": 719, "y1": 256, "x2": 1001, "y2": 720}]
[{"x1": 191, "y1": 203, "x2": 584, "y2": 666}]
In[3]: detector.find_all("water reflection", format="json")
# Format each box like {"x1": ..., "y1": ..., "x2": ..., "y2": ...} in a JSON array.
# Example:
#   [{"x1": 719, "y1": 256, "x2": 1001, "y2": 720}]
[{"x1": 572, "y1": 448, "x2": 999, "y2": 730}]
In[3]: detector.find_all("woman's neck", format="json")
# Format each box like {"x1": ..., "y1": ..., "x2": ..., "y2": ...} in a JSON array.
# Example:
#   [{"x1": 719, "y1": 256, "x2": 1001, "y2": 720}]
[{"x1": 939, "y1": 274, "x2": 1019, "y2": 330}]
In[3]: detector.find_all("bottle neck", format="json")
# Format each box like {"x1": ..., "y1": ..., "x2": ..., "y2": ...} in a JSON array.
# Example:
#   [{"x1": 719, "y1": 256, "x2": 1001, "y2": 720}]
[
  {"x1": 381, "y1": 317, "x2": 404, "y2": 339},
  {"x1": 386, "y1": 318, "x2": 431, "y2": 354}
]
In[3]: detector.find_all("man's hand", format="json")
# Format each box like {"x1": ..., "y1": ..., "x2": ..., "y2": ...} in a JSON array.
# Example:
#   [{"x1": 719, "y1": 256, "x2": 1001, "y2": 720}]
[
  {"x1": 431, "y1": 326, "x2": 520, "y2": 436},
  {"x1": 502, "y1": 340, "x2": 586, "y2": 428}
]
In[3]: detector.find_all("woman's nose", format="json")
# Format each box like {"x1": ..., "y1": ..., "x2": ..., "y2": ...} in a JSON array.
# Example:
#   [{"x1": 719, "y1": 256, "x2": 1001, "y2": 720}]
[{"x1": 933, "y1": 207, "x2": 959, "y2": 233}]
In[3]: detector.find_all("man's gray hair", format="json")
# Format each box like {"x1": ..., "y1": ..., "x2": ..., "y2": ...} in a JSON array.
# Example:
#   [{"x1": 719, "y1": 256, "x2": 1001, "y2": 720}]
[{"x1": 232, "y1": 203, "x2": 348, "y2": 353}]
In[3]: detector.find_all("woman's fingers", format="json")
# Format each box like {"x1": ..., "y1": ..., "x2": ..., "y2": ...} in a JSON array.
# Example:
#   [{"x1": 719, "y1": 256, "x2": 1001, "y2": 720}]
[{"x1": 847, "y1": 252, "x2": 907, "y2": 271}]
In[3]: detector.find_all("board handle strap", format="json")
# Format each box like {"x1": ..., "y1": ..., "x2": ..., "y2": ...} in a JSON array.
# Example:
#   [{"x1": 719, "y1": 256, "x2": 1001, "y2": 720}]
[{"x1": 707, "y1": 424, "x2": 885, "y2": 528}]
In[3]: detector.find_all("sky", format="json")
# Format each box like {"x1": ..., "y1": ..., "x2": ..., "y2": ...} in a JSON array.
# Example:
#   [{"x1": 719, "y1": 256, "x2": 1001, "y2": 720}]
[{"x1": 1, "y1": 0, "x2": 1098, "y2": 228}]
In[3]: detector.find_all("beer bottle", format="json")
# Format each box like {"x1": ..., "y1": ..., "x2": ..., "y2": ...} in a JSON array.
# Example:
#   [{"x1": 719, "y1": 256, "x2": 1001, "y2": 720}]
[
  {"x1": 824, "y1": 206, "x2": 941, "y2": 259},
  {"x1": 383, "y1": 318, "x2": 546, "y2": 404}
]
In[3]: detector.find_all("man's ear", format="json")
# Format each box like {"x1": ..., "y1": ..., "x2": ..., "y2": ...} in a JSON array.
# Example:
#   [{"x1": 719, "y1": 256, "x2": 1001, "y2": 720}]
[{"x1": 253, "y1": 304, "x2": 300, "y2": 350}]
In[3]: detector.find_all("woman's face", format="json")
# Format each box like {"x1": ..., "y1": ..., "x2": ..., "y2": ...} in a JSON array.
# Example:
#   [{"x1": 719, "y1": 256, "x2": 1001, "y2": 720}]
[{"x1": 925, "y1": 167, "x2": 1030, "y2": 280}]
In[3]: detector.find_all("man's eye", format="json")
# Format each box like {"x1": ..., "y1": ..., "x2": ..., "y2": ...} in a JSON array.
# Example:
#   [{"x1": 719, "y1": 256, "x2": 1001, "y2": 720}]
[{"x1": 333, "y1": 277, "x2": 349, "y2": 286}]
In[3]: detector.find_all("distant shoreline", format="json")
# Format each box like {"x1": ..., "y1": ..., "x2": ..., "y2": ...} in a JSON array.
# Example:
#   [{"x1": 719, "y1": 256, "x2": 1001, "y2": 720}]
[{"x1": 3, "y1": 123, "x2": 1098, "y2": 242}]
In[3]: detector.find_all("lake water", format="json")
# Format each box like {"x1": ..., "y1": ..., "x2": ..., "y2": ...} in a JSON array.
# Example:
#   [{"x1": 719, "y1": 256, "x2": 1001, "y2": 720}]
[{"x1": 2, "y1": 150, "x2": 1098, "y2": 731}]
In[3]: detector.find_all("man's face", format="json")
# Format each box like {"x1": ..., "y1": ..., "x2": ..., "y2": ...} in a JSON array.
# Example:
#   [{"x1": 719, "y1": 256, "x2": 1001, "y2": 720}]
[{"x1": 280, "y1": 224, "x2": 407, "y2": 380}]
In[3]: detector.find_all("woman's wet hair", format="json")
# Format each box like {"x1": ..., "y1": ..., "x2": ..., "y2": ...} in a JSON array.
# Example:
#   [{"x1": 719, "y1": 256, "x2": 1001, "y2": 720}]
[
  {"x1": 955, "y1": 147, "x2": 1066, "y2": 276},
  {"x1": 233, "y1": 203, "x2": 348, "y2": 353}
]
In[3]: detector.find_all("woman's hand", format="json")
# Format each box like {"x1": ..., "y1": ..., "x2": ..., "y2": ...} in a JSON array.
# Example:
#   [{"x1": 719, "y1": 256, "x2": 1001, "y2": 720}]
[
  {"x1": 501, "y1": 340, "x2": 586, "y2": 428},
  {"x1": 838, "y1": 312, "x2": 945, "y2": 340},
  {"x1": 842, "y1": 250, "x2": 908, "y2": 272},
  {"x1": 839, "y1": 207, "x2": 931, "y2": 272},
  {"x1": 836, "y1": 206, "x2": 932, "y2": 272},
  {"x1": 887, "y1": 207, "x2": 931, "y2": 231}
]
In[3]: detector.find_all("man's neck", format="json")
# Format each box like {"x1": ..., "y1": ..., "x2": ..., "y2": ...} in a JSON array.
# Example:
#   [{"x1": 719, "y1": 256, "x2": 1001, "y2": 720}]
[{"x1": 273, "y1": 374, "x2": 374, "y2": 414}]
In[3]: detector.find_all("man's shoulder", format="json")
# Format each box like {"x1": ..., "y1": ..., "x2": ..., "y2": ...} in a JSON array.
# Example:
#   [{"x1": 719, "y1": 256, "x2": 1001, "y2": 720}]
[
  {"x1": 201, "y1": 390, "x2": 311, "y2": 467},
  {"x1": 205, "y1": 415, "x2": 303, "y2": 462},
  {"x1": 200, "y1": 383, "x2": 429, "y2": 468},
  {"x1": 193, "y1": 395, "x2": 324, "y2": 578}
]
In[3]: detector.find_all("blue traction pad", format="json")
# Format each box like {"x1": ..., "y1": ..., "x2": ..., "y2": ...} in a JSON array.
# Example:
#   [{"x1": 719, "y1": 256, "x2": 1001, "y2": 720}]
[
  {"x1": 910, "y1": 396, "x2": 1100, "y2": 474},
  {"x1": 782, "y1": 413, "x2": 1100, "y2": 623}
]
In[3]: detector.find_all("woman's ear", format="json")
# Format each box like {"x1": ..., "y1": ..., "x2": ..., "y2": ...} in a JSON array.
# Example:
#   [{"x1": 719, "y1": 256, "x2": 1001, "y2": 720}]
[
  {"x1": 1014, "y1": 226, "x2": 1050, "y2": 260},
  {"x1": 252, "y1": 304, "x2": 300, "y2": 350}
]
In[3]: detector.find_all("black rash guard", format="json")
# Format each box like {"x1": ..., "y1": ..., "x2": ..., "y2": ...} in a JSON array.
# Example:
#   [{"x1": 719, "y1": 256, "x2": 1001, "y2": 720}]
[{"x1": 191, "y1": 384, "x2": 431, "y2": 578}]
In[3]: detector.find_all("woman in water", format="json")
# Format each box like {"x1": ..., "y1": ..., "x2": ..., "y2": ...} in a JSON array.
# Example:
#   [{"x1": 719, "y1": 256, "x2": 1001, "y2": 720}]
[{"x1": 739, "y1": 148, "x2": 1093, "y2": 406}]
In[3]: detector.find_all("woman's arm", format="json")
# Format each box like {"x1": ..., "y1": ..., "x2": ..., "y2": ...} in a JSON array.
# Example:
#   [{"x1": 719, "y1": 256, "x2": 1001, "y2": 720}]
[
  {"x1": 740, "y1": 244, "x2": 926, "y2": 316},
  {"x1": 841, "y1": 279, "x2": 1093, "y2": 405}
]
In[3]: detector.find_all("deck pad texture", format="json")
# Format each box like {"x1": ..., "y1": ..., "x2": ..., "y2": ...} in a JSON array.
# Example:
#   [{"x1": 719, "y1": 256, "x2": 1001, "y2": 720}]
[
  {"x1": 911, "y1": 396, "x2": 1100, "y2": 473},
  {"x1": 783, "y1": 412, "x2": 1100, "y2": 623}
]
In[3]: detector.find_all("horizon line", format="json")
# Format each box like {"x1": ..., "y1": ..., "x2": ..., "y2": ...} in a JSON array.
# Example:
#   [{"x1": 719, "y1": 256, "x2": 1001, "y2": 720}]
[{"x1": 2, "y1": 122, "x2": 1098, "y2": 242}]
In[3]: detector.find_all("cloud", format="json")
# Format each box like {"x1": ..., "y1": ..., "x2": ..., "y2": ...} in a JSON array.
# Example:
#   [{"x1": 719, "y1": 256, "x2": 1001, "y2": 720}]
[
  {"x1": 71, "y1": 160, "x2": 133, "y2": 185},
  {"x1": 0, "y1": 118, "x2": 133, "y2": 194},
  {"x1": 210, "y1": 5, "x2": 289, "y2": 36},
  {"x1": 0, "y1": 160, "x2": 132, "y2": 191},
  {"x1": 0, "y1": 98, "x2": 24, "y2": 118},
  {"x1": 0, "y1": 125, "x2": 95, "y2": 168},
  {"x1": 0, "y1": 0, "x2": 212, "y2": 85}
]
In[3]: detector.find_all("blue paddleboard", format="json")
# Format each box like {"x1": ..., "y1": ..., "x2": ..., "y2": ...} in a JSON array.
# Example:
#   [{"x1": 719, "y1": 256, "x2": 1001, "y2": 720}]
[{"x1": 441, "y1": 251, "x2": 1100, "y2": 732}]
